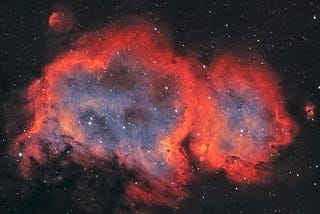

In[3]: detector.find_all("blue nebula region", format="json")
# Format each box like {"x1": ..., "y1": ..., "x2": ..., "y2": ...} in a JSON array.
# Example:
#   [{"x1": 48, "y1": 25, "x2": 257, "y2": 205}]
[
  {"x1": 53, "y1": 52, "x2": 186, "y2": 174},
  {"x1": 215, "y1": 86, "x2": 276, "y2": 160}
]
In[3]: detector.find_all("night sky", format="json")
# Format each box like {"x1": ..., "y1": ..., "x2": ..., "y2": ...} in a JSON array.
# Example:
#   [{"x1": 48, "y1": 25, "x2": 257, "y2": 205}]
[{"x1": 1, "y1": 0, "x2": 320, "y2": 213}]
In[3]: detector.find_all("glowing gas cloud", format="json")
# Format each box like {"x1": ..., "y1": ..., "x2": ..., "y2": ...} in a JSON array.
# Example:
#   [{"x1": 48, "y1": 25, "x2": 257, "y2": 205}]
[{"x1": 9, "y1": 19, "x2": 297, "y2": 206}]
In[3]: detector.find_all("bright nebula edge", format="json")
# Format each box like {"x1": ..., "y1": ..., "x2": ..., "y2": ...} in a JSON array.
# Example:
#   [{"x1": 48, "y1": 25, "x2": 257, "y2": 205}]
[{"x1": 9, "y1": 19, "x2": 298, "y2": 207}]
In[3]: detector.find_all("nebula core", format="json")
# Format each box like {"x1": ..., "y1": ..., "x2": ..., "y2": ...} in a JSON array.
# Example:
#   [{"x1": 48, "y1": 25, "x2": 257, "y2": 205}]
[{"x1": 9, "y1": 20, "x2": 297, "y2": 207}]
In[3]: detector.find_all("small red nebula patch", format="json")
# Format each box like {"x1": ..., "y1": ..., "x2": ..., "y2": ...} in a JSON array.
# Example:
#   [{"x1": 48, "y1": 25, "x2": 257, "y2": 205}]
[
  {"x1": 48, "y1": 10, "x2": 75, "y2": 33},
  {"x1": 304, "y1": 102, "x2": 316, "y2": 120},
  {"x1": 9, "y1": 19, "x2": 298, "y2": 207}
]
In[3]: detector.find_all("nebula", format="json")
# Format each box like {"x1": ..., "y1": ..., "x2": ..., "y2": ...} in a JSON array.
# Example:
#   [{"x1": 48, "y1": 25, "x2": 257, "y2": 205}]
[
  {"x1": 8, "y1": 19, "x2": 298, "y2": 207},
  {"x1": 190, "y1": 55, "x2": 297, "y2": 183},
  {"x1": 48, "y1": 9, "x2": 75, "y2": 33}
]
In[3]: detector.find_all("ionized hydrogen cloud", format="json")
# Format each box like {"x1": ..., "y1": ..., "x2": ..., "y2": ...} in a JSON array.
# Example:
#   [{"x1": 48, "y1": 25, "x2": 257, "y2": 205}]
[{"x1": 9, "y1": 19, "x2": 298, "y2": 206}]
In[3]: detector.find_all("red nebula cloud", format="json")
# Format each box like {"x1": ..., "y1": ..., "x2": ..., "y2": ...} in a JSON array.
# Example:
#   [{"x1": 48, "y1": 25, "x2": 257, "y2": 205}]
[
  {"x1": 304, "y1": 102, "x2": 316, "y2": 120},
  {"x1": 9, "y1": 19, "x2": 298, "y2": 207},
  {"x1": 190, "y1": 55, "x2": 298, "y2": 183},
  {"x1": 48, "y1": 9, "x2": 75, "y2": 33}
]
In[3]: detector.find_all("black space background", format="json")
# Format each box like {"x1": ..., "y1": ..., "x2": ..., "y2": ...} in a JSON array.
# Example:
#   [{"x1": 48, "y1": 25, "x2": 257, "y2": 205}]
[{"x1": 0, "y1": 0, "x2": 320, "y2": 213}]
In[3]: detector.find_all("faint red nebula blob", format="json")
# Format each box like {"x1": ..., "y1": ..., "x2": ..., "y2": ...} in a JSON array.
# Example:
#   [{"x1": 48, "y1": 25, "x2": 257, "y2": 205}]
[
  {"x1": 48, "y1": 10, "x2": 75, "y2": 33},
  {"x1": 304, "y1": 102, "x2": 316, "y2": 120}
]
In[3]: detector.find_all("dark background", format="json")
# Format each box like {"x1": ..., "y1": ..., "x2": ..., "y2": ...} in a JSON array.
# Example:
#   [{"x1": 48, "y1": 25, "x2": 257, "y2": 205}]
[{"x1": 0, "y1": 0, "x2": 320, "y2": 213}]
